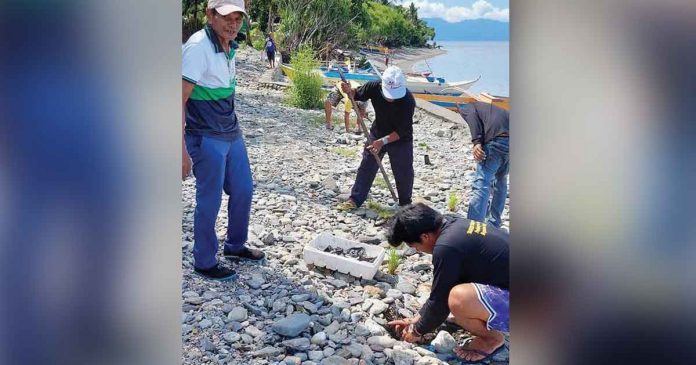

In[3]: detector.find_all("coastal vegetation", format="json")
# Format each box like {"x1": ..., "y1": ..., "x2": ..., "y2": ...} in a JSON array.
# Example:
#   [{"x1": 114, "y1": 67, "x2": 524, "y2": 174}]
[{"x1": 183, "y1": 0, "x2": 435, "y2": 55}]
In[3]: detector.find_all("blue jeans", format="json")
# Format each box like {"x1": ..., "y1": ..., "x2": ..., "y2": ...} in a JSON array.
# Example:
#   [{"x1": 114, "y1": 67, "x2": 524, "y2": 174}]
[
  {"x1": 467, "y1": 137, "x2": 509, "y2": 228},
  {"x1": 185, "y1": 135, "x2": 254, "y2": 270}
]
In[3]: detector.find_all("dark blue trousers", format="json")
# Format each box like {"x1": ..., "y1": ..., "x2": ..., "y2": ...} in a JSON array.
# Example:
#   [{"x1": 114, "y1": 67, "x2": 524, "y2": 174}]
[
  {"x1": 350, "y1": 138, "x2": 413, "y2": 207},
  {"x1": 185, "y1": 135, "x2": 253, "y2": 270}
]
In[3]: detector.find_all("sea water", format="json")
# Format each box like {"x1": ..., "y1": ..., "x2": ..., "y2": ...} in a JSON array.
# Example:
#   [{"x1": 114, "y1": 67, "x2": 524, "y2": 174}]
[{"x1": 423, "y1": 41, "x2": 509, "y2": 96}]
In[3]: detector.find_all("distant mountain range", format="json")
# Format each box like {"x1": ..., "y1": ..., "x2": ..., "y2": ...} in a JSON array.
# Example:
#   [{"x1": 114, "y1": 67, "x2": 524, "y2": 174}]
[{"x1": 424, "y1": 18, "x2": 509, "y2": 41}]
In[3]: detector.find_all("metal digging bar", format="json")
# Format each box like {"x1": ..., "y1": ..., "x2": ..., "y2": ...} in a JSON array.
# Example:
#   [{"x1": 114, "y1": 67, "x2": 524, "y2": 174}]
[{"x1": 336, "y1": 68, "x2": 399, "y2": 204}]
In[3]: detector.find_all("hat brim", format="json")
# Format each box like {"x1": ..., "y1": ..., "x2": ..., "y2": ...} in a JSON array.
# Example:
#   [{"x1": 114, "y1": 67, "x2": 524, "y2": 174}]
[
  {"x1": 381, "y1": 84, "x2": 406, "y2": 100},
  {"x1": 214, "y1": 5, "x2": 247, "y2": 17}
]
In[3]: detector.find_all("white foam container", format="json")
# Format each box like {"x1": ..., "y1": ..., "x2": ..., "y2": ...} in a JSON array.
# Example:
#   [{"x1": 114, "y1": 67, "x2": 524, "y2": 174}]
[{"x1": 303, "y1": 232, "x2": 386, "y2": 280}]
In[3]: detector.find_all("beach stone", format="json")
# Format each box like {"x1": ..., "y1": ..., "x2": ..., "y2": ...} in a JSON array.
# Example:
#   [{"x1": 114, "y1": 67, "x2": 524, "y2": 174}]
[
  {"x1": 282, "y1": 337, "x2": 311, "y2": 351},
  {"x1": 251, "y1": 346, "x2": 283, "y2": 357},
  {"x1": 321, "y1": 355, "x2": 350, "y2": 365},
  {"x1": 396, "y1": 282, "x2": 417, "y2": 295},
  {"x1": 223, "y1": 332, "x2": 241, "y2": 343},
  {"x1": 392, "y1": 348, "x2": 421, "y2": 365},
  {"x1": 272, "y1": 313, "x2": 311, "y2": 337},
  {"x1": 227, "y1": 307, "x2": 248, "y2": 322},
  {"x1": 309, "y1": 350, "x2": 325, "y2": 361},
  {"x1": 368, "y1": 300, "x2": 388, "y2": 315},
  {"x1": 283, "y1": 355, "x2": 302, "y2": 365},
  {"x1": 311, "y1": 331, "x2": 328, "y2": 345},
  {"x1": 367, "y1": 336, "x2": 396, "y2": 351},
  {"x1": 431, "y1": 331, "x2": 456, "y2": 353},
  {"x1": 198, "y1": 319, "x2": 212, "y2": 329},
  {"x1": 364, "y1": 285, "x2": 385, "y2": 298}
]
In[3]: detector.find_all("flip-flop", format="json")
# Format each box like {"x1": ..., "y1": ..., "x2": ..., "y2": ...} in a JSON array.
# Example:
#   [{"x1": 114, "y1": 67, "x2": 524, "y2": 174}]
[{"x1": 455, "y1": 338, "x2": 506, "y2": 364}]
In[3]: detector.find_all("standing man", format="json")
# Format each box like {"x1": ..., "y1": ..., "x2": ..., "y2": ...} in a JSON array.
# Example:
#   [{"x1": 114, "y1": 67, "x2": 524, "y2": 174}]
[
  {"x1": 337, "y1": 66, "x2": 416, "y2": 209},
  {"x1": 182, "y1": 0, "x2": 265, "y2": 281},
  {"x1": 323, "y1": 79, "x2": 366, "y2": 134},
  {"x1": 385, "y1": 203, "x2": 509, "y2": 363},
  {"x1": 459, "y1": 102, "x2": 509, "y2": 228}
]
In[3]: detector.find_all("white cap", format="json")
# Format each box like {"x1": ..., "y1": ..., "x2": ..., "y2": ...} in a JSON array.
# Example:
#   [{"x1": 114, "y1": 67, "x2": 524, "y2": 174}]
[
  {"x1": 207, "y1": 0, "x2": 247, "y2": 16},
  {"x1": 380, "y1": 66, "x2": 407, "y2": 100}
]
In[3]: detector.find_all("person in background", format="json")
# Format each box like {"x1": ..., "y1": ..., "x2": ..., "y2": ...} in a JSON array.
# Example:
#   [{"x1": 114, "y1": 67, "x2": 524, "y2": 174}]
[
  {"x1": 385, "y1": 203, "x2": 509, "y2": 363},
  {"x1": 265, "y1": 34, "x2": 276, "y2": 68},
  {"x1": 324, "y1": 79, "x2": 366, "y2": 134},
  {"x1": 458, "y1": 102, "x2": 510, "y2": 228}
]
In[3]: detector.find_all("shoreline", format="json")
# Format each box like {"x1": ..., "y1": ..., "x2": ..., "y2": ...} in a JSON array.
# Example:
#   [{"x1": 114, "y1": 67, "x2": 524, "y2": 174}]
[{"x1": 365, "y1": 47, "x2": 447, "y2": 74}]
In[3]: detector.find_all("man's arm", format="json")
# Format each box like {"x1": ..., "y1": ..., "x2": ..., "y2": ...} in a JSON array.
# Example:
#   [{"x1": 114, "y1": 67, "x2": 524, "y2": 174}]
[
  {"x1": 182, "y1": 80, "x2": 195, "y2": 180},
  {"x1": 458, "y1": 103, "x2": 486, "y2": 161},
  {"x1": 414, "y1": 246, "x2": 461, "y2": 335}
]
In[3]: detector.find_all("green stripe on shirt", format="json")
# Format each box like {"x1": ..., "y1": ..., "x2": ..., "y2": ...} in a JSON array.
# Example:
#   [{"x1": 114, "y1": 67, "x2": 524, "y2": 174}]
[{"x1": 189, "y1": 80, "x2": 236, "y2": 100}]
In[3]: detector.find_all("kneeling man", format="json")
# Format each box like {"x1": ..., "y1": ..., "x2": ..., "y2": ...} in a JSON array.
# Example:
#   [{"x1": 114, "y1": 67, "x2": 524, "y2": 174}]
[{"x1": 386, "y1": 203, "x2": 509, "y2": 363}]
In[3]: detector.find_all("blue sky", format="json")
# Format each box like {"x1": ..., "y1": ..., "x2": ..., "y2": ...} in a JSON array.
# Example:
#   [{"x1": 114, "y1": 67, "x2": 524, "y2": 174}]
[{"x1": 393, "y1": 0, "x2": 509, "y2": 23}]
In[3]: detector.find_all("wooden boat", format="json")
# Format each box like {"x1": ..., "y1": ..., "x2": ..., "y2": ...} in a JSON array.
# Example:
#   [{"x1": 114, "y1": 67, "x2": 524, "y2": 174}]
[{"x1": 412, "y1": 90, "x2": 509, "y2": 111}]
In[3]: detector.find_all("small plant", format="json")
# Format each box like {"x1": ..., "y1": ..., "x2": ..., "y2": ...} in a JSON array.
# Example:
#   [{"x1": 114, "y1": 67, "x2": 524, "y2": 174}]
[
  {"x1": 387, "y1": 247, "x2": 401, "y2": 275},
  {"x1": 418, "y1": 142, "x2": 430, "y2": 151},
  {"x1": 310, "y1": 114, "x2": 343, "y2": 128},
  {"x1": 287, "y1": 46, "x2": 323, "y2": 109},
  {"x1": 366, "y1": 200, "x2": 395, "y2": 219},
  {"x1": 448, "y1": 191, "x2": 459, "y2": 212},
  {"x1": 330, "y1": 147, "x2": 357, "y2": 158}
]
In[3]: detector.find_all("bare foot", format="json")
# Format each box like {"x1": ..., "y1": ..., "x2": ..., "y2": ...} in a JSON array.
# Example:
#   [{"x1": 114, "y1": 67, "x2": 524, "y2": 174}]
[{"x1": 453, "y1": 334, "x2": 504, "y2": 362}]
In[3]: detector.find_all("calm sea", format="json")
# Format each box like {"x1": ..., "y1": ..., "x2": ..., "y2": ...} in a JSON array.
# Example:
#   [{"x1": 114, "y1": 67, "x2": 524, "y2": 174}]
[{"x1": 423, "y1": 41, "x2": 509, "y2": 96}]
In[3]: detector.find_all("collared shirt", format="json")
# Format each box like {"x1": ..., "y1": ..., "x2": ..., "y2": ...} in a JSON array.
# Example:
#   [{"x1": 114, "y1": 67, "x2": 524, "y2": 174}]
[{"x1": 182, "y1": 24, "x2": 241, "y2": 141}]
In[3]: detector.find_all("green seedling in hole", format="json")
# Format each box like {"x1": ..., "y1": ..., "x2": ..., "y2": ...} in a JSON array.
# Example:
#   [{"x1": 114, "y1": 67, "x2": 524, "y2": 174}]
[
  {"x1": 448, "y1": 191, "x2": 459, "y2": 212},
  {"x1": 418, "y1": 142, "x2": 431, "y2": 151},
  {"x1": 330, "y1": 147, "x2": 356, "y2": 158},
  {"x1": 387, "y1": 247, "x2": 401, "y2": 275},
  {"x1": 366, "y1": 200, "x2": 395, "y2": 219}
]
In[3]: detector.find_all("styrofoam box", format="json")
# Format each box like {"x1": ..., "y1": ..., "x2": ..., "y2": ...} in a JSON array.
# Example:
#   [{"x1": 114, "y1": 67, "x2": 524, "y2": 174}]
[{"x1": 303, "y1": 232, "x2": 386, "y2": 280}]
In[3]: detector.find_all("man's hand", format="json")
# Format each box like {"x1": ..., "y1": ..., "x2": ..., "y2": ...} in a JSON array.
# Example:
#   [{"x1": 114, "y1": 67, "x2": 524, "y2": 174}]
[
  {"x1": 183, "y1": 154, "x2": 192, "y2": 180},
  {"x1": 387, "y1": 317, "x2": 422, "y2": 342},
  {"x1": 473, "y1": 143, "x2": 486, "y2": 161},
  {"x1": 366, "y1": 139, "x2": 385, "y2": 155},
  {"x1": 401, "y1": 324, "x2": 423, "y2": 344}
]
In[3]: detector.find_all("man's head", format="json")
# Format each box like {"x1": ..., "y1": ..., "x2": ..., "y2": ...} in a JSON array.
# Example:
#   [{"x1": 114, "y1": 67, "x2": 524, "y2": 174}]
[
  {"x1": 386, "y1": 203, "x2": 443, "y2": 254},
  {"x1": 380, "y1": 66, "x2": 406, "y2": 102},
  {"x1": 206, "y1": 0, "x2": 246, "y2": 44}
]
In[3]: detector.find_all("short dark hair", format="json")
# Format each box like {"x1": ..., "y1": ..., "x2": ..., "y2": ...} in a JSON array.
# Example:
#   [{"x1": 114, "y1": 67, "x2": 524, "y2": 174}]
[{"x1": 386, "y1": 203, "x2": 443, "y2": 247}]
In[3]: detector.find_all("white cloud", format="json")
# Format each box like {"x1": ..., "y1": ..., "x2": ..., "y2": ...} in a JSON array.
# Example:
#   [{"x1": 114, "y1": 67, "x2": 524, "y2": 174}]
[{"x1": 395, "y1": 0, "x2": 509, "y2": 23}]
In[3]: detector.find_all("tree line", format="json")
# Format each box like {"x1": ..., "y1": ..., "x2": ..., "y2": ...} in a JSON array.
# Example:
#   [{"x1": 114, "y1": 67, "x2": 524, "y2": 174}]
[{"x1": 183, "y1": 0, "x2": 435, "y2": 55}]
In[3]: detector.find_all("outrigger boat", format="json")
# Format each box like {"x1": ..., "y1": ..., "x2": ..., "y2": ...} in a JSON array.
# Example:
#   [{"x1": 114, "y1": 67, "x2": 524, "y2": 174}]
[{"x1": 413, "y1": 91, "x2": 509, "y2": 111}]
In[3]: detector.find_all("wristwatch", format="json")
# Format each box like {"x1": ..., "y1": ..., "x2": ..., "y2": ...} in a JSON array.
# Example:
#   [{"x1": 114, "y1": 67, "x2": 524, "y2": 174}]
[{"x1": 381, "y1": 136, "x2": 389, "y2": 145}]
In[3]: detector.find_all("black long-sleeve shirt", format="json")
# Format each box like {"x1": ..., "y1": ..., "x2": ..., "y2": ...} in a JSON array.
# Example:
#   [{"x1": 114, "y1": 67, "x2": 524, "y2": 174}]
[
  {"x1": 354, "y1": 80, "x2": 415, "y2": 141},
  {"x1": 458, "y1": 101, "x2": 509, "y2": 145},
  {"x1": 414, "y1": 215, "x2": 509, "y2": 335}
]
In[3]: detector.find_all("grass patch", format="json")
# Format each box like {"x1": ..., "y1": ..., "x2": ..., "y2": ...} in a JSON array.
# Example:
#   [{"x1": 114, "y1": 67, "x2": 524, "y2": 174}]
[
  {"x1": 386, "y1": 247, "x2": 401, "y2": 275},
  {"x1": 418, "y1": 142, "x2": 431, "y2": 151},
  {"x1": 330, "y1": 147, "x2": 357, "y2": 158},
  {"x1": 448, "y1": 191, "x2": 459, "y2": 212},
  {"x1": 373, "y1": 176, "x2": 388, "y2": 189},
  {"x1": 310, "y1": 114, "x2": 344, "y2": 128},
  {"x1": 366, "y1": 199, "x2": 395, "y2": 219}
]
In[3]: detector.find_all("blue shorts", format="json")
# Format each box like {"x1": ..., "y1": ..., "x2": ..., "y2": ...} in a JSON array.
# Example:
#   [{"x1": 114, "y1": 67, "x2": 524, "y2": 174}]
[{"x1": 473, "y1": 283, "x2": 509, "y2": 332}]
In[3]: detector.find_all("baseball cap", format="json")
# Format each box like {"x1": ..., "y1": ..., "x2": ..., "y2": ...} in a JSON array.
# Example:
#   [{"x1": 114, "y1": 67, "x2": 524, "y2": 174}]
[
  {"x1": 208, "y1": 0, "x2": 247, "y2": 16},
  {"x1": 380, "y1": 66, "x2": 407, "y2": 100}
]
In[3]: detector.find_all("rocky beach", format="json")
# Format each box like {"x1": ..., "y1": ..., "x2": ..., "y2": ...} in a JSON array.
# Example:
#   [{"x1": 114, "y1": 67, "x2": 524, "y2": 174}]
[{"x1": 181, "y1": 46, "x2": 509, "y2": 365}]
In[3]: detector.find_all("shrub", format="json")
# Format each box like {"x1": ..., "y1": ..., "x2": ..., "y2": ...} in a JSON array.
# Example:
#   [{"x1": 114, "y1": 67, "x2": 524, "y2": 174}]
[{"x1": 286, "y1": 46, "x2": 324, "y2": 109}]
